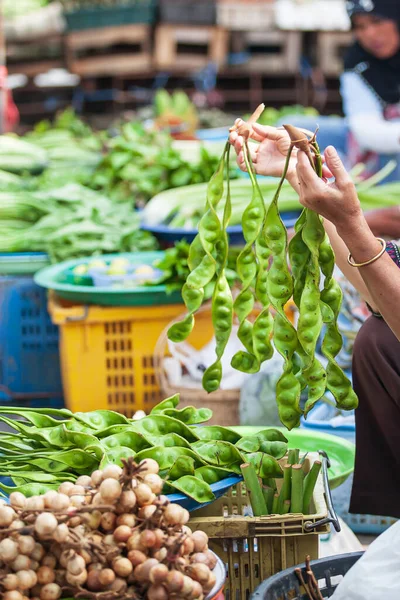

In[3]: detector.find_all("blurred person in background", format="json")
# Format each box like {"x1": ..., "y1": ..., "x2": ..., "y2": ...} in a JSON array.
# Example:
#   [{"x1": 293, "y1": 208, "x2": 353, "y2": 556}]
[{"x1": 284, "y1": 0, "x2": 400, "y2": 183}]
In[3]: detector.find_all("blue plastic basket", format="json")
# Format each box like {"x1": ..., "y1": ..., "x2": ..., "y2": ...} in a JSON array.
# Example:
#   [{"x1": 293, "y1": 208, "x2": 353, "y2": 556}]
[
  {"x1": 166, "y1": 475, "x2": 242, "y2": 512},
  {"x1": 141, "y1": 211, "x2": 301, "y2": 245},
  {"x1": 0, "y1": 273, "x2": 63, "y2": 402},
  {"x1": 302, "y1": 402, "x2": 397, "y2": 535}
]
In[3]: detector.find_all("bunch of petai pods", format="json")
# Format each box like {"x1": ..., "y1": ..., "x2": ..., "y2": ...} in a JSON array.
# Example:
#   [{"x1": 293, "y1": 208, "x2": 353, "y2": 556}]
[
  {"x1": 168, "y1": 108, "x2": 358, "y2": 429},
  {"x1": 0, "y1": 457, "x2": 217, "y2": 600}
]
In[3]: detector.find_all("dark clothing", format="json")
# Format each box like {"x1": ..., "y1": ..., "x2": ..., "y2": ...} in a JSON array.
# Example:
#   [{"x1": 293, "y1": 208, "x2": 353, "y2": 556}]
[
  {"x1": 344, "y1": 0, "x2": 400, "y2": 105},
  {"x1": 350, "y1": 315, "x2": 400, "y2": 518}
]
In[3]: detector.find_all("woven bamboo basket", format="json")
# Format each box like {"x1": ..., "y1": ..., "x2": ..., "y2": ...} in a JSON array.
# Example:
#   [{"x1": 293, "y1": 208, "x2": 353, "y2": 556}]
[{"x1": 154, "y1": 301, "x2": 297, "y2": 426}]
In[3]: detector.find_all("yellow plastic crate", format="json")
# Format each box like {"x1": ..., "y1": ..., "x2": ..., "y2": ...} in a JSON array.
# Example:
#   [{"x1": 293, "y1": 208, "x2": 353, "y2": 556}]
[{"x1": 48, "y1": 295, "x2": 213, "y2": 416}]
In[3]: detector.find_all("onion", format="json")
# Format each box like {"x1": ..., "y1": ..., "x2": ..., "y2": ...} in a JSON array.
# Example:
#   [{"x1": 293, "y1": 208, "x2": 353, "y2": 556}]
[
  {"x1": 139, "y1": 458, "x2": 160, "y2": 475},
  {"x1": 135, "y1": 483, "x2": 155, "y2": 506},
  {"x1": 147, "y1": 584, "x2": 168, "y2": 600},
  {"x1": 127, "y1": 532, "x2": 145, "y2": 552},
  {"x1": 99, "y1": 478, "x2": 122, "y2": 503},
  {"x1": 0, "y1": 538, "x2": 18, "y2": 562},
  {"x1": 103, "y1": 534, "x2": 115, "y2": 546},
  {"x1": 4, "y1": 592, "x2": 24, "y2": 600},
  {"x1": 116, "y1": 513, "x2": 136, "y2": 528},
  {"x1": 0, "y1": 506, "x2": 15, "y2": 527},
  {"x1": 66, "y1": 569, "x2": 87, "y2": 586},
  {"x1": 100, "y1": 511, "x2": 116, "y2": 532},
  {"x1": 39, "y1": 583, "x2": 62, "y2": 600},
  {"x1": 70, "y1": 495, "x2": 86, "y2": 508},
  {"x1": 9, "y1": 492, "x2": 26, "y2": 510},
  {"x1": 16, "y1": 570, "x2": 36, "y2": 591},
  {"x1": 190, "y1": 563, "x2": 211, "y2": 585},
  {"x1": 205, "y1": 550, "x2": 217, "y2": 570},
  {"x1": 11, "y1": 555, "x2": 31, "y2": 572},
  {"x1": 90, "y1": 469, "x2": 103, "y2": 486},
  {"x1": 68, "y1": 484, "x2": 85, "y2": 496},
  {"x1": 67, "y1": 553, "x2": 86, "y2": 575},
  {"x1": 140, "y1": 529, "x2": 157, "y2": 548},
  {"x1": 182, "y1": 574, "x2": 194, "y2": 596},
  {"x1": 76, "y1": 475, "x2": 92, "y2": 487},
  {"x1": 98, "y1": 568, "x2": 116, "y2": 586},
  {"x1": 119, "y1": 490, "x2": 137, "y2": 511},
  {"x1": 49, "y1": 493, "x2": 70, "y2": 512},
  {"x1": 191, "y1": 531, "x2": 208, "y2": 553},
  {"x1": 183, "y1": 537, "x2": 195, "y2": 555},
  {"x1": 204, "y1": 571, "x2": 217, "y2": 593},
  {"x1": 31, "y1": 543, "x2": 45, "y2": 562},
  {"x1": 35, "y1": 513, "x2": 58, "y2": 538},
  {"x1": 37, "y1": 566, "x2": 55, "y2": 585},
  {"x1": 191, "y1": 552, "x2": 208, "y2": 565},
  {"x1": 166, "y1": 570, "x2": 185, "y2": 593},
  {"x1": 43, "y1": 491, "x2": 59, "y2": 509},
  {"x1": 87, "y1": 510, "x2": 102, "y2": 530},
  {"x1": 10, "y1": 520, "x2": 25, "y2": 531},
  {"x1": 144, "y1": 473, "x2": 163, "y2": 494},
  {"x1": 153, "y1": 548, "x2": 167, "y2": 562},
  {"x1": 88, "y1": 562, "x2": 102, "y2": 572},
  {"x1": 149, "y1": 563, "x2": 169, "y2": 585},
  {"x1": 86, "y1": 570, "x2": 102, "y2": 592},
  {"x1": 113, "y1": 557, "x2": 133, "y2": 578},
  {"x1": 153, "y1": 528, "x2": 166, "y2": 549},
  {"x1": 163, "y1": 503, "x2": 185, "y2": 526},
  {"x1": 102, "y1": 465, "x2": 122, "y2": 480},
  {"x1": 92, "y1": 493, "x2": 103, "y2": 506},
  {"x1": 58, "y1": 482, "x2": 74, "y2": 496},
  {"x1": 138, "y1": 504, "x2": 157, "y2": 520},
  {"x1": 17, "y1": 536, "x2": 36, "y2": 556},
  {"x1": 189, "y1": 581, "x2": 203, "y2": 600},
  {"x1": 26, "y1": 496, "x2": 45, "y2": 511},
  {"x1": 134, "y1": 558, "x2": 159, "y2": 583},
  {"x1": 52, "y1": 523, "x2": 69, "y2": 544},
  {"x1": 3, "y1": 573, "x2": 19, "y2": 591},
  {"x1": 113, "y1": 524, "x2": 132, "y2": 543},
  {"x1": 108, "y1": 578, "x2": 127, "y2": 594},
  {"x1": 127, "y1": 549, "x2": 147, "y2": 567}
]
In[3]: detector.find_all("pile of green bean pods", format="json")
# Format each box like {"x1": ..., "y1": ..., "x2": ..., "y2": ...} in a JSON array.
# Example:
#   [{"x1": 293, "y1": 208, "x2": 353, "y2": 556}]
[
  {"x1": 168, "y1": 121, "x2": 358, "y2": 429},
  {"x1": 0, "y1": 397, "x2": 287, "y2": 503}
]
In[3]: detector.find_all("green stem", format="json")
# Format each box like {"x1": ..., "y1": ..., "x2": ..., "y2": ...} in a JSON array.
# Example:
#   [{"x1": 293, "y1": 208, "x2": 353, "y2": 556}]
[
  {"x1": 278, "y1": 463, "x2": 292, "y2": 512},
  {"x1": 241, "y1": 463, "x2": 267, "y2": 516},
  {"x1": 302, "y1": 460, "x2": 322, "y2": 514},
  {"x1": 291, "y1": 464, "x2": 304, "y2": 514},
  {"x1": 288, "y1": 449, "x2": 299, "y2": 465},
  {"x1": 282, "y1": 500, "x2": 291, "y2": 514},
  {"x1": 262, "y1": 485, "x2": 274, "y2": 514},
  {"x1": 272, "y1": 492, "x2": 280, "y2": 515}
]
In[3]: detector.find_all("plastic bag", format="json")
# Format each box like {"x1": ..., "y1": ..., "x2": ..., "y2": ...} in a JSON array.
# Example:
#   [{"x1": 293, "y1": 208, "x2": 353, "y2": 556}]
[
  {"x1": 319, "y1": 518, "x2": 363, "y2": 558},
  {"x1": 331, "y1": 520, "x2": 400, "y2": 599}
]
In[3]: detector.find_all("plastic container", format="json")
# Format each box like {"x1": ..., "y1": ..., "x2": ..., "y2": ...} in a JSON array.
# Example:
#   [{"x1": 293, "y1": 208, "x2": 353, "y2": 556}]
[
  {"x1": 34, "y1": 252, "x2": 183, "y2": 306},
  {"x1": 0, "y1": 252, "x2": 62, "y2": 403},
  {"x1": 302, "y1": 402, "x2": 397, "y2": 535},
  {"x1": 141, "y1": 211, "x2": 301, "y2": 245},
  {"x1": 64, "y1": 0, "x2": 157, "y2": 31},
  {"x1": 251, "y1": 551, "x2": 364, "y2": 599},
  {"x1": 160, "y1": 0, "x2": 216, "y2": 25},
  {"x1": 167, "y1": 475, "x2": 242, "y2": 512},
  {"x1": 189, "y1": 453, "x2": 337, "y2": 600},
  {"x1": 48, "y1": 294, "x2": 214, "y2": 416}
]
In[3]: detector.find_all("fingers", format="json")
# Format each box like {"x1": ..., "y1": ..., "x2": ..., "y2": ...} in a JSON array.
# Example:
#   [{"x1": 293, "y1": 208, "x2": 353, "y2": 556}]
[
  {"x1": 296, "y1": 151, "x2": 323, "y2": 188},
  {"x1": 324, "y1": 146, "x2": 351, "y2": 187},
  {"x1": 236, "y1": 142, "x2": 259, "y2": 172},
  {"x1": 251, "y1": 123, "x2": 284, "y2": 143}
]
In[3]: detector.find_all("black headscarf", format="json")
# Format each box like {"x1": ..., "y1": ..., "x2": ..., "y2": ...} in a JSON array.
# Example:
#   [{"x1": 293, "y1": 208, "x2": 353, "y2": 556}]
[{"x1": 344, "y1": 0, "x2": 400, "y2": 105}]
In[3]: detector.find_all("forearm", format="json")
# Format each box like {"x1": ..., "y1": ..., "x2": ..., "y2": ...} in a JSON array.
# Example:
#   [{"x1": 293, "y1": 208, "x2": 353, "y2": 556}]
[
  {"x1": 365, "y1": 207, "x2": 400, "y2": 239},
  {"x1": 338, "y1": 220, "x2": 400, "y2": 340}
]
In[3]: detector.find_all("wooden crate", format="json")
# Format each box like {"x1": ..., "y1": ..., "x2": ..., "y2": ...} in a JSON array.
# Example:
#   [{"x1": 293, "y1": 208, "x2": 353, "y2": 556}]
[
  {"x1": 7, "y1": 33, "x2": 64, "y2": 77},
  {"x1": 316, "y1": 31, "x2": 353, "y2": 76},
  {"x1": 65, "y1": 24, "x2": 152, "y2": 77},
  {"x1": 241, "y1": 30, "x2": 302, "y2": 74},
  {"x1": 154, "y1": 24, "x2": 228, "y2": 70},
  {"x1": 217, "y1": 1, "x2": 275, "y2": 31}
]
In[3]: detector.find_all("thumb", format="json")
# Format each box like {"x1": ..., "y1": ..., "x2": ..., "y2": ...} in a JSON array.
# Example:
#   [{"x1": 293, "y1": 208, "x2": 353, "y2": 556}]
[{"x1": 324, "y1": 146, "x2": 349, "y2": 186}]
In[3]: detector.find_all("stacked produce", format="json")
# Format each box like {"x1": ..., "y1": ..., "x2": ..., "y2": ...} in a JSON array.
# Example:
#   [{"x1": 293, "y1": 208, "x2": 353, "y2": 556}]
[
  {"x1": 153, "y1": 90, "x2": 199, "y2": 139},
  {"x1": 0, "y1": 457, "x2": 219, "y2": 600},
  {"x1": 240, "y1": 449, "x2": 321, "y2": 517},
  {"x1": 167, "y1": 108, "x2": 359, "y2": 430},
  {"x1": 0, "y1": 397, "x2": 286, "y2": 504}
]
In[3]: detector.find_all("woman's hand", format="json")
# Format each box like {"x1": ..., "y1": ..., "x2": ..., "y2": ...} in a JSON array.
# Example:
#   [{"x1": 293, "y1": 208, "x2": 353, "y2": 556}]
[
  {"x1": 296, "y1": 145, "x2": 365, "y2": 236},
  {"x1": 229, "y1": 121, "x2": 298, "y2": 178},
  {"x1": 229, "y1": 119, "x2": 332, "y2": 183}
]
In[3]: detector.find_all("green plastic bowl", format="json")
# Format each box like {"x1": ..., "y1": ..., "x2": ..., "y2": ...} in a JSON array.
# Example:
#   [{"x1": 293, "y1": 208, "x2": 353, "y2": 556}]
[
  {"x1": 232, "y1": 426, "x2": 355, "y2": 490},
  {"x1": 34, "y1": 251, "x2": 183, "y2": 307}
]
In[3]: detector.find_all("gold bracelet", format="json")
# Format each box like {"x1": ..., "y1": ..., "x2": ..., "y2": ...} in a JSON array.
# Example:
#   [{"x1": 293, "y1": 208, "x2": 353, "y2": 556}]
[{"x1": 347, "y1": 238, "x2": 387, "y2": 268}]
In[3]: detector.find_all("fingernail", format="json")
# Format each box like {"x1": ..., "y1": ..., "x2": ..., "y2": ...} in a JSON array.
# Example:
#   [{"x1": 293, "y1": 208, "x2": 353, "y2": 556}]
[{"x1": 326, "y1": 146, "x2": 336, "y2": 157}]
